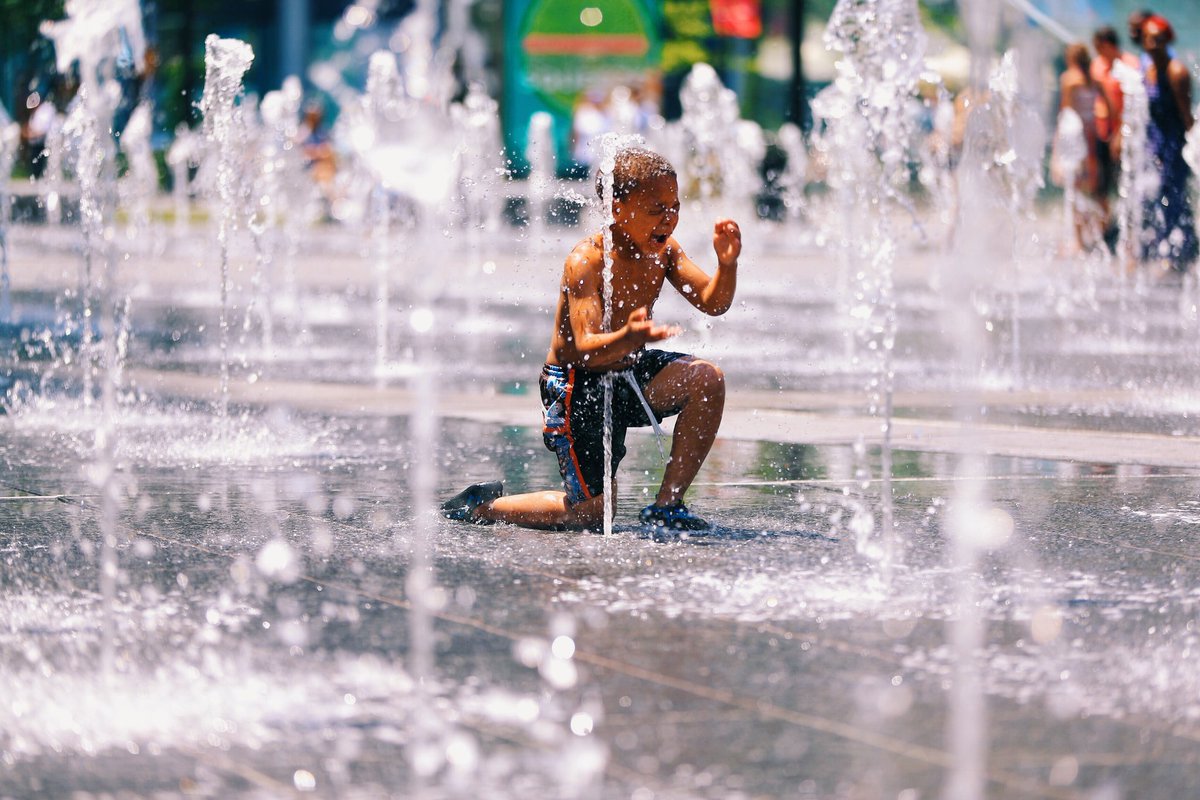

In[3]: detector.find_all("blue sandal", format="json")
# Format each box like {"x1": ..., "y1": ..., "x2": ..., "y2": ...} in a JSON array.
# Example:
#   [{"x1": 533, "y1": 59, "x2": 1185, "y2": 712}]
[
  {"x1": 441, "y1": 481, "x2": 504, "y2": 524},
  {"x1": 639, "y1": 501, "x2": 710, "y2": 531}
]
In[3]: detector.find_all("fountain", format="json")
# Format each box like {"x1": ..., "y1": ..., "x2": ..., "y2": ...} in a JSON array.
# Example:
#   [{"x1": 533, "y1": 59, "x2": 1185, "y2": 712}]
[
  {"x1": 676, "y1": 63, "x2": 763, "y2": 215},
  {"x1": 965, "y1": 46, "x2": 1047, "y2": 387},
  {"x1": 774, "y1": 121, "x2": 809, "y2": 222},
  {"x1": 1113, "y1": 59, "x2": 1152, "y2": 273},
  {"x1": 118, "y1": 102, "x2": 158, "y2": 252},
  {"x1": 165, "y1": 123, "x2": 200, "y2": 239},
  {"x1": 1052, "y1": 106, "x2": 1088, "y2": 256},
  {"x1": 38, "y1": 0, "x2": 148, "y2": 683},
  {"x1": 820, "y1": 0, "x2": 929, "y2": 579},
  {"x1": 0, "y1": 112, "x2": 19, "y2": 323},
  {"x1": 525, "y1": 111, "x2": 556, "y2": 251},
  {"x1": 199, "y1": 34, "x2": 254, "y2": 419},
  {"x1": 7, "y1": 3, "x2": 1200, "y2": 799}
]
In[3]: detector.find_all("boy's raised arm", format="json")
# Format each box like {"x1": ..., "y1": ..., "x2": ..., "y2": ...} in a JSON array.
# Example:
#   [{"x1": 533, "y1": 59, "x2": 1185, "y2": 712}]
[{"x1": 667, "y1": 218, "x2": 741, "y2": 316}]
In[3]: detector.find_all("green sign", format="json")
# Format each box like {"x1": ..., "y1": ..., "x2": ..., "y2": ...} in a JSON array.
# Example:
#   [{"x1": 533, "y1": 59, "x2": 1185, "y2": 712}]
[{"x1": 503, "y1": 0, "x2": 661, "y2": 173}]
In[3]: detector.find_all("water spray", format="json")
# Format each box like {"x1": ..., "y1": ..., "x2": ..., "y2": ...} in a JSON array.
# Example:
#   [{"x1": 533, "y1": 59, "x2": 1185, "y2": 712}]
[{"x1": 200, "y1": 34, "x2": 255, "y2": 420}]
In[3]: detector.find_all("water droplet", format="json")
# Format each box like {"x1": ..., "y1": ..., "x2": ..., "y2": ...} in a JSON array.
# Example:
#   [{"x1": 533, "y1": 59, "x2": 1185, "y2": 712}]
[
  {"x1": 293, "y1": 769, "x2": 317, "y2": 791},
  {"x1": 551, "y1": 635, "x2": 575, "y2": 660},
  {"x1": 570, "y1": 711, "x2": 594, "y2": 735}
]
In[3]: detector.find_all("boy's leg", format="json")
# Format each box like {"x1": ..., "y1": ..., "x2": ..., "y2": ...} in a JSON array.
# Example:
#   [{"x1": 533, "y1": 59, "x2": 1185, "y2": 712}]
[
  {"x1": 643, "y1": 357, "x2": 725, "y2": 506},
  {"x1": 474, "y1": 489, "x2": 608, "y2": 530}
]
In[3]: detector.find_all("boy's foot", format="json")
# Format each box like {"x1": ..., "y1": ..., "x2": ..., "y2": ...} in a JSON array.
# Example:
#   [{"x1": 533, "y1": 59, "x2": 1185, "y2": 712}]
[
  {"x1": 441, "y1": 481, "x2": 504, "y2": 523},
  {"x1": 639, "y1": 501, "x2": 710, "y2": 531}
]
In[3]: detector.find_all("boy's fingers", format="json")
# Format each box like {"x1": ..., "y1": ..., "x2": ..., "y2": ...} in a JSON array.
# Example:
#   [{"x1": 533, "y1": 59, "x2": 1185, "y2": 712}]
[{"x1": 650, "y1": 324, "x2": 682, "y2": 339}]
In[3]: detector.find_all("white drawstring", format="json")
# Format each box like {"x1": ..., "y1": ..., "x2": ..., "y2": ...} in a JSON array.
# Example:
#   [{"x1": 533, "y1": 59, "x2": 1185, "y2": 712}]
[{"x1": 617, "y1": 369, "x2": 668, "y2": 462}]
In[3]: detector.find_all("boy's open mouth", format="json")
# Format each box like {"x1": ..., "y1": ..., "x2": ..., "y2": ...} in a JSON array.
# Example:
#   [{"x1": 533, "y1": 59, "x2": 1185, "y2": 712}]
[{"x1": 653, "y1": 234, "x2": 669, "y2": 245}]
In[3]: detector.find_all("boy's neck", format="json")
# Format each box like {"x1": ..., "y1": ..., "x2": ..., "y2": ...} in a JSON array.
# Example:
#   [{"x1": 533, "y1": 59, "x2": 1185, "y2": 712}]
[{"x1": 608, "y1": 228, "x2": 653, "y2": 262}]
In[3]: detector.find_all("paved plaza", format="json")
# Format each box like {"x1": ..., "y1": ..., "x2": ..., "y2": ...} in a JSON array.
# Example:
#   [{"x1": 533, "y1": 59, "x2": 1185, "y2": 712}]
[{"x1": 3, "y1": 219, "x2": 1200, "y2": 798}]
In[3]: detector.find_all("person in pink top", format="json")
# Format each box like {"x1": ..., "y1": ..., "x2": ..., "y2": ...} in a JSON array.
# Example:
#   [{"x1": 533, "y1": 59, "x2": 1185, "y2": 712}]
[{"x1": 1059, "y1": 42, "x2": 1113, "y2": 251}]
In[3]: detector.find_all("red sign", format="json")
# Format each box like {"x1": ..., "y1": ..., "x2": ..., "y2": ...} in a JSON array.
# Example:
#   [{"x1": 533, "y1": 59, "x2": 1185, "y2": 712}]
[
  {"x1": 522, "y1": 33, "x2": 651, "y2": 56},
  {"x1": 710, "y1": 0, "x2": 761, "y2": 38}
]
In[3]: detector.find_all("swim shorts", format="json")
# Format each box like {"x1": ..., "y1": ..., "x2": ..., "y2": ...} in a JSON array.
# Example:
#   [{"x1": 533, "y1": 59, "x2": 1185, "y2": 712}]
[{"x1": 540, "y1": 350, "x2": 686, "y2": 504}]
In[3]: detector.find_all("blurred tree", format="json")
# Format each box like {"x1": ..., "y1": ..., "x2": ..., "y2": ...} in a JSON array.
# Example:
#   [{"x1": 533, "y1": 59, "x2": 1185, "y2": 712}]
[{"x1": 805, "y1": 0, "x2": 960, "y2": 38}]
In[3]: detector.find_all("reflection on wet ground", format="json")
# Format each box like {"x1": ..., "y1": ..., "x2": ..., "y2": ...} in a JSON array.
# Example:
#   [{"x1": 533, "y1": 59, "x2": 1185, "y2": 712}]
[
  {"x1": 5, "y1": 226, "x2": 1200, "y2": 797},
  {"x1": 3, "y1": 408, "x2": 1200, "y2": 798}
]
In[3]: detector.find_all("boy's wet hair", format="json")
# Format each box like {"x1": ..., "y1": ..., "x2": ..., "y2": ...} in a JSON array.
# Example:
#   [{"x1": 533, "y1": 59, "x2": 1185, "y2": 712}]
[{"x1": 596, "y1": 147, "x2": 676, "y2": 202}]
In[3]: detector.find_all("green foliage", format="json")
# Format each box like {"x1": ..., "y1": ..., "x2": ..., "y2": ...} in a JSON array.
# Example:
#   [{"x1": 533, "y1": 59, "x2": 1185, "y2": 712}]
[
  {"x1": 664, "y1": 0, "x2": 714, "y2": 39},
  {"x1": 662, "y1": 0, "x2": 714, "y2": 73},
  {"x1": 802, "y1": 0, "x2": 960, "y2": 39},
  {"x1": 0, "y1": 0, "x2": 65, "y2": 31},
  {"x1": 663, "y1": 40, "x2": 712, "y2": 73}
]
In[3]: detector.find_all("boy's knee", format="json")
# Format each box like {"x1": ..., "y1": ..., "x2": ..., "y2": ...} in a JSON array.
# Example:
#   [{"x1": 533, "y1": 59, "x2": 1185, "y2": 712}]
[{"x1": 688, "y1": 360, "x2": 725, "y2": 399}]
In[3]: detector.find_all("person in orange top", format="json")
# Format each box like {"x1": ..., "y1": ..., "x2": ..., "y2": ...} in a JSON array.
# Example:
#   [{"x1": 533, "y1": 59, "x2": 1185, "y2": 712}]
[
  {"x1": 1091, "y1": 26, "x2": 1141, "y2": 159},
  {"x1": 1090, "y1": 26, "x2": 1141, "y2": 246}
]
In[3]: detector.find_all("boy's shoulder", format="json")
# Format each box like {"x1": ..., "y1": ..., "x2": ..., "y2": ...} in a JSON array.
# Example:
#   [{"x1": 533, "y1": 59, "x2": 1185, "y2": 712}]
[{"x1": 563, "y1": 233, "x2": 605, "y2": 274}]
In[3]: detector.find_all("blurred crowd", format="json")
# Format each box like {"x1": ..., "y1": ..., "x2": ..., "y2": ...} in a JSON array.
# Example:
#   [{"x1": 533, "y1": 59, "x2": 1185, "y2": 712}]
[
  {"x1": 1055, "y1": 9, "x2": 1195, "y2": 272},
  {"x1": 4, "y1": 6, "x2": 1196, "y2": 278}
]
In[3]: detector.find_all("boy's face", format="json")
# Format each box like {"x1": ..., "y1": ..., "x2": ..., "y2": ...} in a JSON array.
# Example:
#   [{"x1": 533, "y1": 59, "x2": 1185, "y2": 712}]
[{"x1": 612, "y1": 175, "x2": 680, "y2": 255}]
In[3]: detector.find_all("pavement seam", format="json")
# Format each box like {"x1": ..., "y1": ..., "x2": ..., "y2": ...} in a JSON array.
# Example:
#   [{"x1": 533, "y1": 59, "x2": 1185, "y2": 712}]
[
  {"x1": 10, "y1": 487, "x2": 1172, "y2": 797},
  {"x1": 138, "y1": 511, "x2": 1082, "y2": 800}
]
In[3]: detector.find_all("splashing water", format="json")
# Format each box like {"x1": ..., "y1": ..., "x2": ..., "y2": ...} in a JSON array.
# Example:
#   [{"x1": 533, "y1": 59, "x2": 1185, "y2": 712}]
[
  {"x1": 821, "y1": 0, "x2": 928, "y2": 579},
  {"x1": 363, "y1": 51, "x2": 403, "y2": 378},
  {"x1": 200, "y1": 35, "x2": 255, "y2": 420},
  {"x1": 119, "y1": 103, "x2": 157, "y2": 251},
  {"x1": 0, "y1": 117, "x2": 18, "y2": 323},
  {"x1": 40, "y1": 0, "x2": 145, "y2": 80},
  {"x1": 678, "y1": 64, "x2": 729, "y2": 206},
  {"x1": 1112, "y1": 59, "x2": 1152, "y2": 273},
  {"x1": 165, "y1": 124, "x2": 200, "y2": 239},
  {"x1": 677, "y1": 64, "x2": 763, "y2": 215},
  {"x1": 43, "y1": 0, "x2": 148, "y2": 680},
  {"x1": 1052, "y1": 107, "x2": 1088, "y2": 254},
  {"x1": 598, "y1": 137, "x2": 618, "y2": 538},
  {"x1": 526, "y1": 111, "x2": 555, "y2": 253},
  {"x1": 988, "y1": 48, "x2": 1047, "y2": 385},
  {"x1": 945, "y1": 2, "x2": 1001, "y2": 797}
]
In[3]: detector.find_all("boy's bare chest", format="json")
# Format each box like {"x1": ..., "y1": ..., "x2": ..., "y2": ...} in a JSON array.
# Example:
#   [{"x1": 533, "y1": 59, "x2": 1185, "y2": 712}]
[{"x1": 605, "y1": 262, "x2": 667, "y2": 319}]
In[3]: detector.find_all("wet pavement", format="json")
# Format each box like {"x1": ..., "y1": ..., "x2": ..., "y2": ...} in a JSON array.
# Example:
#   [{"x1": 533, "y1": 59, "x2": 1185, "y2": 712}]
[
  {"x1": 3, "y1": 402, "x2": 1200, "y2": 798},
  {"x1": 3, "y1": 221, "x2": 1200, "y2": 798}
]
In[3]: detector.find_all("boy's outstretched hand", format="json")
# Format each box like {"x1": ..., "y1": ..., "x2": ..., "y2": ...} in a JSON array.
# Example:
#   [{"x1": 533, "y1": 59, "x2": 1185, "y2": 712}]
[
  {"x1": 625, "y1": 306, "x2": 681, "y2": 345},
  {"x1": 713, "y1": 218, "x2": 742, "y2": 267}
]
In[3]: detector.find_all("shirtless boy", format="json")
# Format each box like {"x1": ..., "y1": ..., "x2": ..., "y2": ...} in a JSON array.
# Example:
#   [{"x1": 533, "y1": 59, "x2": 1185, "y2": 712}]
[{"x1": 442, "y1": 147, "x2": 742, "y2": 531}]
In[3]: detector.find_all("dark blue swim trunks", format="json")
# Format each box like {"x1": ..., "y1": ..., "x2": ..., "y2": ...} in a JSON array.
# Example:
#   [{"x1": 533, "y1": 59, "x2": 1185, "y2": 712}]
[{"x1": 540, "y1": 350, "x2": 686, "y2": 504}]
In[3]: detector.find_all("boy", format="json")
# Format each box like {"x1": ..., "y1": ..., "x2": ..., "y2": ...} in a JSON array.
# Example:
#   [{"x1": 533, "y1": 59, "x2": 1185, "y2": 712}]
[{"x1": 442, "y1": 147, "x2": 741, "y2": 531}]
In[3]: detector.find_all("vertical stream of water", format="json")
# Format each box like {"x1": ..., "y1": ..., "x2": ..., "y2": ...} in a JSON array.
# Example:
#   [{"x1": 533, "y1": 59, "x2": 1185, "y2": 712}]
[{"x1": 200, "y1": 35, "x2": 255, "y2": 420}]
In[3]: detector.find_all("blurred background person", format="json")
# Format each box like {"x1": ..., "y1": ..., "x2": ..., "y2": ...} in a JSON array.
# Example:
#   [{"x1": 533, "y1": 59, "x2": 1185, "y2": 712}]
[
  {"x1": 1091, "y1": 25, "x2": 1138, "y2": 247},
  {"x1": 1058, "y1": 42, "x2": 1111, "y2": 252},
  {"x1": 1139, "y1": 14, "x2": 1195, "y2": 274},
  {"x1": 299, "y1": 100, "x2": 336, "y2": 209}
]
